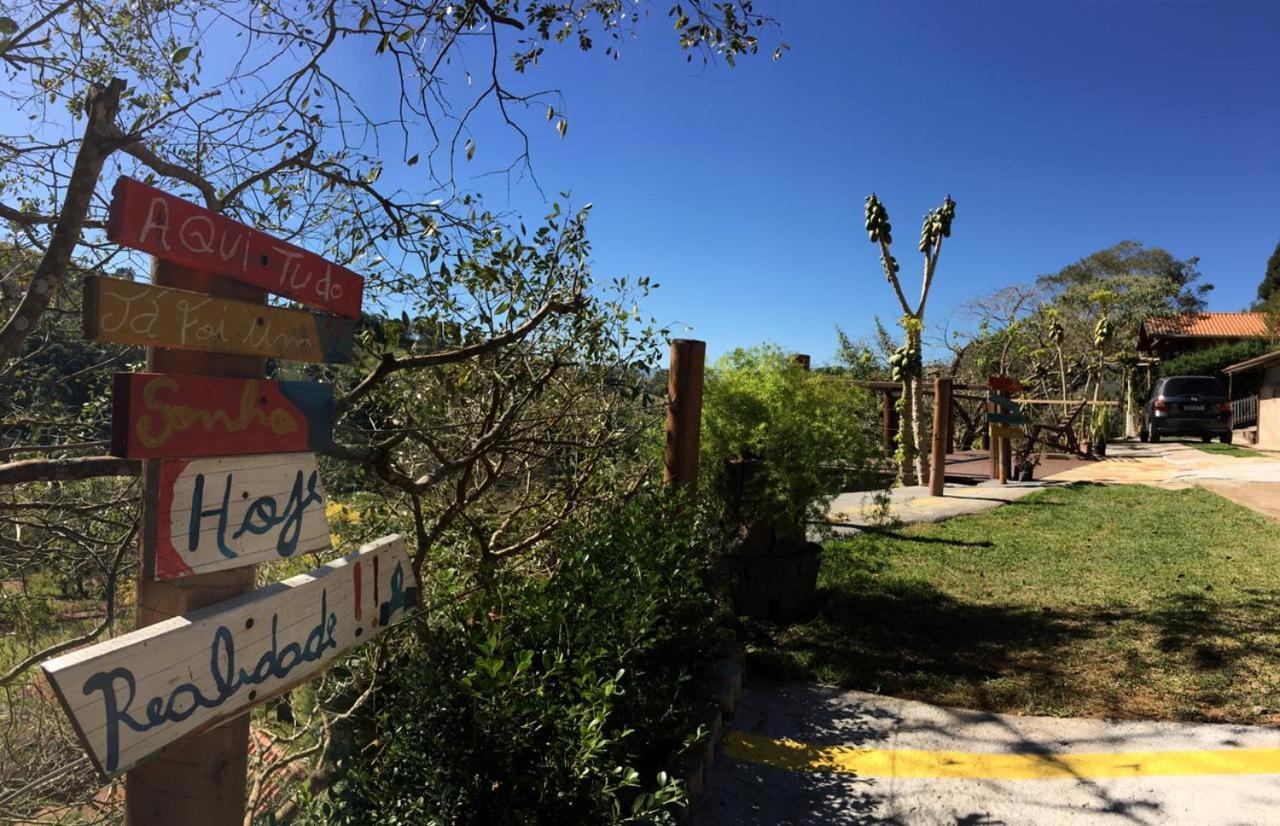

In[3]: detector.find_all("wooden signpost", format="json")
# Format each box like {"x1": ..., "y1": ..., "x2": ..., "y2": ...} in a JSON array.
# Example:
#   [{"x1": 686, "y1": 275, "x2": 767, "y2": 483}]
[
  {"x1": 986, "y1": 376, "x2": 1027, "y2": 485},
  {"x1": 42, "y1": 535, "x2": 416, "y2": 778},
  {"x1": 147, "y1": 453, "x2": 331, "y2": 580},
  {"x1": 110, "y1": 373, "x2": 334, "y2": 459},
  {"x1": 84, "y1": 275, "x2": 355, "y2": 363},
  {"x1": 42, "y1": 178, "x2": 382, "y2": 824},
  {"x1": 106, "y1": 177, "x2": 364, "y2": 318}
]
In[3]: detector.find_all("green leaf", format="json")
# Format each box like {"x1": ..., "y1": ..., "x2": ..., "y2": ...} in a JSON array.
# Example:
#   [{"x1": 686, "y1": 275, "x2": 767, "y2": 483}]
[
  {"x1": 465, "y1": 139, "x2": 475, "y2": 161},
  {"x1": 0, "y1": 17, "x2": 18, "y2": 36},
  {"x1": 407, "y1": 153, "x2": 419, "y2": 166},
  {"x1": 555, "y1": 119, "x2": 568, "y2": 139},
  {"x1": 171, "y1": 45, "x2": 194, "y2": 64}
]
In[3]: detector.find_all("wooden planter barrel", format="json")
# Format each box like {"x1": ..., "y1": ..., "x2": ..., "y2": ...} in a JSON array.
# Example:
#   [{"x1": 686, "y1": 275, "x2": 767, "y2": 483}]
[{"x1": 726, "y1": 536, "x2": 822, "y2": 624}]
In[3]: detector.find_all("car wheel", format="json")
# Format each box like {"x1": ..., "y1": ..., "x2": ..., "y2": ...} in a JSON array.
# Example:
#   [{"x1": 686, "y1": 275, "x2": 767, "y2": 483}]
[
  {"x1": 1201, "y1": 434, "x2": 1212, "y2": 443},
  {"x1": 1150, "y1": 428, "x2": 1161, "y2": 444},
  {"x1": 1139, "y1": 425, "x2": 1149, "y2": 443},
  {"x1": 1221, "y1": 432, "x2": 1233, "y2": 445}
]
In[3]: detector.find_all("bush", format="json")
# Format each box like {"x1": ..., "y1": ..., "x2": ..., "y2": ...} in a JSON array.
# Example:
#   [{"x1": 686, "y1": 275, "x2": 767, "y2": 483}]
[
  {"x1": 699, "y1": 345, "x2": 879, "y2": 540},
  {"x1": 309, "y1": 491, "x2": 724, "y2": 825},
  {"x1": 1159, "y1": 339, "x2": 1272, "y2": 378}
]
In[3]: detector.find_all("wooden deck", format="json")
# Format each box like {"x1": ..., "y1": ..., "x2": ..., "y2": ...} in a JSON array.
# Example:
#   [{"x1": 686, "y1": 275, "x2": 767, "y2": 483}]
[{"x1": 943, "y1": 449, "x2": 1097, "y2": 483}]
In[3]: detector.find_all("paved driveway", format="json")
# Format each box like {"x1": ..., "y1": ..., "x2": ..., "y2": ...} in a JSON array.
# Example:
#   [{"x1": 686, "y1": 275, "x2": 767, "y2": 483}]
[
  {"x1": 695, "y1": 684, "x2": 1280, "y2": 825},
  {"x1": 1046, "y1": 441, "x2": 1280, "y2": 520}
]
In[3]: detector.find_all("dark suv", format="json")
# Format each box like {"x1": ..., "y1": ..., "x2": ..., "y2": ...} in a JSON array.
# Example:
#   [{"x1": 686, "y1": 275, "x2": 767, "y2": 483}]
[{"x1": 1139, "y1": 375, "x2": 1232, "y2": 444}]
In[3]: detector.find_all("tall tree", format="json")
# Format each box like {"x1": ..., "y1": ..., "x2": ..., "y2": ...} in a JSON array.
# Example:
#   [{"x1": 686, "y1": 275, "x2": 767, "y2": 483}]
[
  {"x1": 1257, "y1": 240, "x2": 1280, "y2": 310},
  {"x1": 863, "y1": 193, "x2": 956, "y2": 485}
]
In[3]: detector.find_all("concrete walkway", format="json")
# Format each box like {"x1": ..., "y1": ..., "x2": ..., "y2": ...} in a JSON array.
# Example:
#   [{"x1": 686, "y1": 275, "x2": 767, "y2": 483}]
[
  {"x1": 827, "y1": 481, "x2": 1052, "y2": 531},
  {"x1": 1046, "y1": 440, "x2": 1280, "y2": 523},
  {"x1": 829, "y1": 441, "x2": 1280, "y2": 530},
  {"x1": 1045, "y1": 440, "x2": 1280, "y2": 488},
  {"x1": 695, "y1": 683, "x2": 1280, "y2": 825}
]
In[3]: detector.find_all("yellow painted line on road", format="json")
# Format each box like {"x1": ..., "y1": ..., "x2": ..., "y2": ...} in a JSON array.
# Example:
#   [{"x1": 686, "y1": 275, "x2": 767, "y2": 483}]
[{"x1": 723, "y1": 732, "x2": 1280, "y2": 780}]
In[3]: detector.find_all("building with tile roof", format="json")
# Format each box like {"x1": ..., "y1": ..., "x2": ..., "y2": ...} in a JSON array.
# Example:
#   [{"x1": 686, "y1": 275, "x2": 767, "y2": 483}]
[{"x1": 1137, "y1": 312, "x2": 1270, "y2": 357}]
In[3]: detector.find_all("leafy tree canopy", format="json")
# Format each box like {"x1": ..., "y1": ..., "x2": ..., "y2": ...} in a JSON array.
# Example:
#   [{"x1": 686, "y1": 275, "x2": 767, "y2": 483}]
[{"x1": 1256, "y1": 240, "x2": 1280, "y2": 308}]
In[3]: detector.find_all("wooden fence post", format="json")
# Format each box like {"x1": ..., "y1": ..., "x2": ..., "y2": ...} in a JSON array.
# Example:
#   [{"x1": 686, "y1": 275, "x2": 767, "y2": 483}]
[
  {"x1": 664, "y1": 339, "x2": 706, "y2": 498},
  {"x1": 124, "y1": 258, "x2": 263, "y2": 826},
  {"x1": 929, "y1": 377, "x2": 952, "y2": 496},
  {"x1": 987, "y1": 400, "x2": 998, "y2": 480}
]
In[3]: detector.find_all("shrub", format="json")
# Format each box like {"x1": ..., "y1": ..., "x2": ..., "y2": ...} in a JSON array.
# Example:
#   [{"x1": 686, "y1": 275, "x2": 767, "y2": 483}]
[
  {"x1": 309, "y1": 490, "x2": 724, "y2": 825},
  {"x1": 699, "y1": 345, "x2": 879, "y2": 540},
  {"x1": 1159, "y1": 340, "x2": 1271, "y2": 378}
]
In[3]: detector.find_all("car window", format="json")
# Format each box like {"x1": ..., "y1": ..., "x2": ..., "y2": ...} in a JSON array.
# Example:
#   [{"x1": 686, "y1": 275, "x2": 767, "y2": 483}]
[{"x1": 1162, "y1": 377, "x2": 1224, "y2": 397}]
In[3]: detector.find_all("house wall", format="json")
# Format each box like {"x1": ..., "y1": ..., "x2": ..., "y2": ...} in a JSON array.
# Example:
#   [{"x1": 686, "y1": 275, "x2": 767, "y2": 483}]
[{"x1": 1258, "y1": 365, "x2": 1280, "y2": 450}]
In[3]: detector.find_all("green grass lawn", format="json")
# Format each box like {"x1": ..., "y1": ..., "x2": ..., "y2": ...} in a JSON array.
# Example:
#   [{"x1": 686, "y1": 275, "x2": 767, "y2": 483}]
[
  {"x1": 1188, "y1": 441, "x2": 1262, "y2": 458},
  {"x1": 752, "y1": 483, "x2": 1280, "y2": 724}
]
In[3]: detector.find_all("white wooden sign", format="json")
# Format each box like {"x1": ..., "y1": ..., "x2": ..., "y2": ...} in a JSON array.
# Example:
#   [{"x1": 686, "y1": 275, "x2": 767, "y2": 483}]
[
  {"x1": 148, "y1": 453, "x2": 331, "y2": 579},
  {"x1": 42, "y1": 535, "x2": 417, "y2": 779}
]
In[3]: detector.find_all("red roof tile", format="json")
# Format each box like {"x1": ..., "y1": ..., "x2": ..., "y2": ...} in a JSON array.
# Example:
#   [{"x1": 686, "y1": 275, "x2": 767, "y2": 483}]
[{"x1": 1141, "y1": 312, "x2": 1269, "y2": 338}]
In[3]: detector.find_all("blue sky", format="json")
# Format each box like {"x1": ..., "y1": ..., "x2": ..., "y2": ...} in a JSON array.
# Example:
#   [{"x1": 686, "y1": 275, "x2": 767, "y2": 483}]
[{"x1": 447, "y1": 0, "x2": 1280, "y2": 364}]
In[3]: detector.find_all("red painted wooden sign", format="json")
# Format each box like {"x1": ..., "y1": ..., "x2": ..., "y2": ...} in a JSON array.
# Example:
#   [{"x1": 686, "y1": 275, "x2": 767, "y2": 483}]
[
  {"x1": 987, "y1": 375, "x2": 1025, "y2": 394},
  {"x1": 110, "y1": 373, "x2": 334, "y2": 459},
  {"x1": 106, "y1": 176, "x2": 364, "y2": 318}
]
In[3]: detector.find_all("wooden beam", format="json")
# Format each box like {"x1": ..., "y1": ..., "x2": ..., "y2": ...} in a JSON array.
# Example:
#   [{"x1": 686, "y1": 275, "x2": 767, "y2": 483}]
[
  {"x1": 123, "y1": 256, "x2": 266, "y2": 826},
  {"x1": 929, "y1": 377, "x2": 952, "y2": 496},
  {"x1": 664, "y1": 339, "x2": 705, "y2": 497}
]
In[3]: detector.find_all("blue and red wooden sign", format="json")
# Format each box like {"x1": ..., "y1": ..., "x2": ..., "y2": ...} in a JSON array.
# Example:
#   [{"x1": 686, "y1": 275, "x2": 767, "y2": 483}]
[{"x1": 110, "y1": 373, "x2": 334, "y2": 459}]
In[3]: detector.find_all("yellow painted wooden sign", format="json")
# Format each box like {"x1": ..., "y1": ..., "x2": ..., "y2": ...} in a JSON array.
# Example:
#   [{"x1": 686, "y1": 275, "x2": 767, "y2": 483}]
[
  {"x1": 83, "y1": 275, "x2": 354, "y2": 363},
  {"x1": 988, "y1": 423, "x2": 1022, "y2": 440},
  {"x1": 42, "y1": 535, "x2": 416, "y2": 779}
]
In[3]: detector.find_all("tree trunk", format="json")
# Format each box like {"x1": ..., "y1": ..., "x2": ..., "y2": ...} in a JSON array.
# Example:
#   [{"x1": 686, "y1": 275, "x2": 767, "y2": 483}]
[
  {"x1": 897, "y1": 376, "x2": 917, "y2": 486},
  {"x1": 912, "y1": 370, "x2": 929, "y2": 484},
  {"x1": 1057, "y1": 347, "x2": 1069, "y2": 416}
]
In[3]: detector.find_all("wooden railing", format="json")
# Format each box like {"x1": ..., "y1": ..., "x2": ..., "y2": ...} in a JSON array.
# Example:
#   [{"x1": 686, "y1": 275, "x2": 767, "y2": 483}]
[{"x1": 1233, "y1": 394, "x2": 1259, "y2": 428}]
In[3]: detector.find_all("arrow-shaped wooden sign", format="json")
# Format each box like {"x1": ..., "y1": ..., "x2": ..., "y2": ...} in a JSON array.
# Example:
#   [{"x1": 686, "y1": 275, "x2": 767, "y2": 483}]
[
  {"x1": 106, "y1": 176, "x2": 364, "y2": 318},
  {"x1": 84, "y1": 275, "x2": 354, "y2": 363},
  {"x1": 989, "y1": 423, "x2": 1023, "y2": 440},
  {"x1": 986, "y1": 392, "x2": 1023, "y2": 414},
  {"x1": 42, "y1": 534, "x2": 416, "y2": 779},
  {"x1": 147, "y1": 453, "x2": 332, "y2": 580},
  {"x1": 110, "y1": 373, "x2": 334, "y2": 459},
  {"x1": 985, "y1": 411, "x2": 1027, "y2": 425}
]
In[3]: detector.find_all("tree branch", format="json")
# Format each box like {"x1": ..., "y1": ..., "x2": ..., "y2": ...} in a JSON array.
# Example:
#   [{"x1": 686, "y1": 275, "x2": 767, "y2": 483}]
[
  {"x1": 0, "y1": 456, "x2": 140, "y2": 486},
  {"x1": 0, "y1": 77, "x2": 125, "y2": 364},
  {"x1": 335, "y1": 295, "x2": 584, "y2": 414}
]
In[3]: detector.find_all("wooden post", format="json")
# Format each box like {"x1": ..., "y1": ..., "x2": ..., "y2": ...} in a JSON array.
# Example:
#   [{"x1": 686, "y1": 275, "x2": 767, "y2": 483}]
[
  {"x1": 987, "y1": 401, "x2": 998, "y2": 479},
  {"x1": 998, "y1": 436, "x2": 1011, "y2": 484},
  {"x1": 664, "y1": 339, "x2": 706, "y2": 498},
  {"x1": 882, "y1": 391, "x2": 894, "y2": 455},
  {"x1": 929, "y1": 378, "x2": 952, "y2": 496},
  {"x1": 124, "y1": 258, "x2": 264, "y2": 826}
]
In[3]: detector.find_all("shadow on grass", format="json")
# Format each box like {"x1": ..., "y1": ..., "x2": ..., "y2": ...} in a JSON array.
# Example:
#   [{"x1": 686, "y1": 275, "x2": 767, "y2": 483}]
[
  {"x1": 746, "y1": 548, "x2": 1280, "y2": 723},
  {"x1": 855, "y1": 527, "x2": 994, "y2": 549}
]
